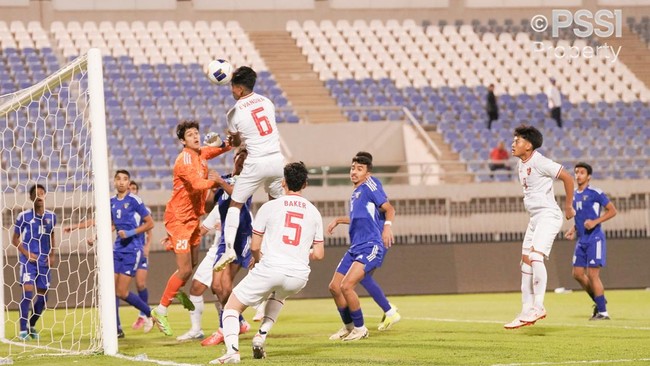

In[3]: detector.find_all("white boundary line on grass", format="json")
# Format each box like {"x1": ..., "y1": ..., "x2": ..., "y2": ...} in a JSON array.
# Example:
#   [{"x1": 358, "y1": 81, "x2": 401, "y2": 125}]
[
  {"x1": 113, "y1": 353, "x2": 203, "y2": 366},
  {"x1": 403, "y1": 316, "x2": 650, "y2": 331},
  {"x1": 492, "y1": 358, "x2": 650, "y2": 365}
]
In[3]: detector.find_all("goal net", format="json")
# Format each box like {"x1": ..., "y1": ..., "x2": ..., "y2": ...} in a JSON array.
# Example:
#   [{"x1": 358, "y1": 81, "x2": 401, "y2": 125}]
[{"x1": 0, "y1": 48, "x2": 117, "y2": 361}]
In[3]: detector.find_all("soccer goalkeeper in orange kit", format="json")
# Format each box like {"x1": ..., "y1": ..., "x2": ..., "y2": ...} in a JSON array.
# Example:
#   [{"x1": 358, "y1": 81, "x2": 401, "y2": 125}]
[{"x1": 151, "y1": 120, "x2": 231, "y2": 336}]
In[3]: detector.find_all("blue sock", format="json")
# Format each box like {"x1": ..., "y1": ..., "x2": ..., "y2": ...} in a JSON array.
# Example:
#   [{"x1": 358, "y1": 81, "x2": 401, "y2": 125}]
[
  {"x1": 337, "y1": 307, "x2": 352, "y2": 324},
  {"x1": 219, "y1": 308, "x2": 224, "y2": 329},
  {"x1": 125, "y1": 292, "x2": 151, "y2": 317},
  {"x1": 138, "y1": 289, "x2": 149, "y2": 316},
  {"x1": 360, "y1": 275, "x2": 391, "y2": 313},
  {"x1": 594, "y1": 295, "x2": 607, "y2": 312},
  {"x1": 239, "y1": 314, "x2": 245, "y2": 323},
  {"x1": 115, "y1": 297, "x2": 122, "y2": 330},
  {"x1": 20, "y1": 290, "x2": 33, "y2": 332},
  {"x1": 30, "y1": 293, "x2": 46, "y2": 327},
  {"x1": 350, "y1": 309, "x2": 364, "y2": 328}
]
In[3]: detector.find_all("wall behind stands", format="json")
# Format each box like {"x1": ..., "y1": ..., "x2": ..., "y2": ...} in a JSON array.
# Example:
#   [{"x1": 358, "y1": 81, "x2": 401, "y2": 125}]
[{"x1": 3, "y1": 238, "x2": 648, "y2": 309}]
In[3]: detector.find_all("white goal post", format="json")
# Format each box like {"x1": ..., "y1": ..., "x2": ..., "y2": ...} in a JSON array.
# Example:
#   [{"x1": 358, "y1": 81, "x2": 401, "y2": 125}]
[{"x1": 0, "y1": 48, "x2": 117, "y2": 359}]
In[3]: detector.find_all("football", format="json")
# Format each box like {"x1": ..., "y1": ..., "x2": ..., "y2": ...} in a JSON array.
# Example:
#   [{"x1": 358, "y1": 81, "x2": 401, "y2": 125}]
[{"x1": 206, "y1": 59, "x2": 233, "y2": 85}]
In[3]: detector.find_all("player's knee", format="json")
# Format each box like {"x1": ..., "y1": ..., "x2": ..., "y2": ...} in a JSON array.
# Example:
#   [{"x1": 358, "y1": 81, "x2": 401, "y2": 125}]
[
  {"x1": 328, "y1": 280, "x2": 341, "y2": 295},
  {"x1": 115, "y1": 289, "x2": 129, "y2": 299},
  {"x1": 586, "y1": 269, "x2": 600, "y2": 280},
  {"x1": 339, "y1": 280, "x2": 357, "y2": 294}
]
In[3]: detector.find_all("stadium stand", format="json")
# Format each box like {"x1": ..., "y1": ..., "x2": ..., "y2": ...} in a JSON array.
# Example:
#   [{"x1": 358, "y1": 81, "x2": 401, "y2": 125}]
[{"x1": 290, "y1": 19, "x2": 650, "y2": 181}]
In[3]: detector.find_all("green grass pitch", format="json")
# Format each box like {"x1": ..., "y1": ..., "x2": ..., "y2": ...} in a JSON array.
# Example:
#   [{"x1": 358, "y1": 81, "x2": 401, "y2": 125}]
[{"x1": 3, "y1": 290, "x2": 650, "y2": 365}]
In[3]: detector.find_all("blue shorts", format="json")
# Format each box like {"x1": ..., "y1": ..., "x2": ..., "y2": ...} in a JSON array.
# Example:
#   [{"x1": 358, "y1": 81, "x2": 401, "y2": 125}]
[
  {"x1": 20, "y1": 261, "x2": 50, "y2": 289},
  {"x1": 213, "y1": 236, "x2": 252, "y2": 269},
  {"x1": 336, "y1": 243, "x2": 385, "y2": 275},
  {"x1": 137, "y1": 255, "x2": 148, "y2": 271},
  {"x1": 114, "y1": 249, "x2": 143, "y2": 277},
  {"x1": 572, "y1": 234, "x2": 606, "y2": 268}
]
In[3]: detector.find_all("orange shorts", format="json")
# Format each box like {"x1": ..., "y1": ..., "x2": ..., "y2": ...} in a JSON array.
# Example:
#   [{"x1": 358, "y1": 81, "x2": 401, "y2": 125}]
[{"x1": 165, "y1": 220, "x2": 202, "y2": 254}]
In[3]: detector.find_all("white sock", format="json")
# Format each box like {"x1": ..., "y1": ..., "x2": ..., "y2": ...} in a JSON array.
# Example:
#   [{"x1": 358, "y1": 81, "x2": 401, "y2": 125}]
[
  {"x1": 521, "y1": 262, "x2": 534, "y2": 314},
  {"x1": 224, "y1": 207, "x2": 241, "y2": 251},
  {"x1": 258, "y1": 298, "x2": 284, "y2": 342},
  {"x1": 529, "y1": 252, "x2": 548, "y2": 309},
  {"x1": 189, "y1": 295, "x2": 204, "y2": 332},
  {"x1": 386, "y1": 307, "x2": 397, "y2": 317},
  {"x1": 156, "y1": 304, "x2": 168, "y2": 315},
  {"x1": 222, "y1": 309, "x2": 240, "y2": 354}
]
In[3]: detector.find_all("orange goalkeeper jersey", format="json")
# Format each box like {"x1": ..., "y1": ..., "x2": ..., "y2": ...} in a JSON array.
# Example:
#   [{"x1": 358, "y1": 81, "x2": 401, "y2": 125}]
[{"x1": 164, "y1": 146, "x2": 231, "y2": 224}]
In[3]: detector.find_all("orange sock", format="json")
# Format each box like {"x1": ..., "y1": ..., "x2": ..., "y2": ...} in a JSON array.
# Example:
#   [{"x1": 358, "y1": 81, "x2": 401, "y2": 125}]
[{"x1": 160, "y1": 274, "x2": 185, "y2": 307}]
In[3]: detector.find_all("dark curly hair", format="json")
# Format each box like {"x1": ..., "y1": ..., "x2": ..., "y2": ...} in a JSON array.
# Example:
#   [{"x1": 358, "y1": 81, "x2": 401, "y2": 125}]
[
  {"x1": 176, "y1": 120, "x2": 199, "y2": 140},
  {"x1": 284, "y1": 162, "x2": 308, "y2": 192},
  {"x1": 514, "y1": 125, "x2": 543, "y2": 150}
]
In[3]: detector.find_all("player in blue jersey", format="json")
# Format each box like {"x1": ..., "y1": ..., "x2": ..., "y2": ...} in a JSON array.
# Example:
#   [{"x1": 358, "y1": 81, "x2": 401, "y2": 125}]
[
  {"x1": 332, "y1": 152, "x2": 401, "y2": 331},
  {"x1": 65, "y1": 170, "x2": 156, "y2": 337},
  {"x1": 176, "y1": 148, "x2": 254, "y2": 344},
  {"x1": 12, "y1": 184, "x2": 57, "y2": 340},
  {"x1": 128, "y1": 181, "x2": 154, "y2": 330},
  {"x1": 564, "y1": 162, "x2": 617, "y2": 320},
  {"x1": 327, "y1": 153, "x2": 396, "y2": 341}
]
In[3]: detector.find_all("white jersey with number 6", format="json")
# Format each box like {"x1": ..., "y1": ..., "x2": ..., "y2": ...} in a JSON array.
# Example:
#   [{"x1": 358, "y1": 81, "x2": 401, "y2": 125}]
[
  {"x1": 252, "y1": 194, "x2": 324, "y2": 280},
  {"x1": 227, "y1": 92, "x2": 280, "y2": 158}
]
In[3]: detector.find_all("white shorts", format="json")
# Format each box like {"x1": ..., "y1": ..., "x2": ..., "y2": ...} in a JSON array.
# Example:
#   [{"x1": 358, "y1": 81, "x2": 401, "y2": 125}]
[
  {"x1": 193, "y1": 241, "x2": 219, "y2": 287},
  {"x1": 232, "y1": 263, "x2": 307, "y2": 308},
  {"x1": 231, "y1": 153, "x2": 284, "y2": 203},
  {"x1": 522, "y1": 213, "x2": 563, "y2": 257}
]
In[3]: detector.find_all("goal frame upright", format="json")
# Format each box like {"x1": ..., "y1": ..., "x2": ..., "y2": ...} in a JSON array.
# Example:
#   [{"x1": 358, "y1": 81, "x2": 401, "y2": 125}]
[{"x1": 0, "y1": 48, "x2": 117, "y2": 356}]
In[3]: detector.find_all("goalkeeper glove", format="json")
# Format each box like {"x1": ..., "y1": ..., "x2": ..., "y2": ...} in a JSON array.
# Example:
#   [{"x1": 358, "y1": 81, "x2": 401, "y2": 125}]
[{"x1": 204, "y1": 132, "x2": 225, "y2": 147}]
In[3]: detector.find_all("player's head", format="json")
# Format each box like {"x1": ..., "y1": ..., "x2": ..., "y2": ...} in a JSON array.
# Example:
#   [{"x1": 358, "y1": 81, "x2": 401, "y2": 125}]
[
  {"x1": 29, "y1": 184, "x2": 46, "y2": 209},
  {"x1": 550, "y1": 77, "x2": 556, "y2": 85},
  {"x1": 176, "y1": 120, "x2": 200, "y2": 151},
  {"x1": 233, "y1": 147, "x2": 248, "y2": 176},
  {"x1": 283, "y1": 161, "x2": 308, "y2": 193},
  {"x1": 231, "y1": 66, "x2": 256, "y2": 100},
  {"x1": 488, "y1": 84, "x2": 494, "y2": 91},
  {"x1": 129, "y1": 180, "x2": 139, "y2": 194},
  {"x1": 350, "y1": 153, "x2": 373, "y2": 186},
  {"x1": 574, "y1": 162, "x2": 593, "y2": 186},
  {"x1": 114, "y1": 169, "x2": 131, "y2": 194},
  {"x1": 512, "y1": 125, "x2": 543, "y2": 158}
]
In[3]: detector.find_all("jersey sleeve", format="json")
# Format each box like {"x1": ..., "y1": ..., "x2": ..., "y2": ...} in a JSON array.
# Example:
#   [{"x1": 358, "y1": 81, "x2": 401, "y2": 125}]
[
  {"x1": 252, "y1": 202, "x2": 270, "y2": 236},
  {"x1": 134, "y1": 199, "x2": 151, "y2": 220},
  {"x1": 226, "y1": 107, "x2": 238, "y2": 134},
  {"x1": 312, "y1": 208, "x2": 324, "y2": 244},
  {"x1": 14, "y1": 213, "x2": 24, "y2": 235},
  {"x1": 537, "y1": 155, "x2": 563, "y2": 179},
  {"x1": 596, "y1": 190, "x2": 611, "y2": 207},
  {"x1": 201, "y1": 145, "x2": 232, "y2": 160},
  {"x1": 176, "y1": 160, "x2": 217, "y2": 191},
  {"x1": 369, "y1": 185, "x2": 389, "y2": 208}
]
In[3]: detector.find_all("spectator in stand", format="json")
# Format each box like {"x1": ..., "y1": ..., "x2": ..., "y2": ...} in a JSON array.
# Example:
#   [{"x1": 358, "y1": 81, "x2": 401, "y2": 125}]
[
  {"x1": 486, "y1": 84, "x2": 499, "y2": 130},
  {"x1": 489, "y1": 142, "x2": 511, "y2": 178}
]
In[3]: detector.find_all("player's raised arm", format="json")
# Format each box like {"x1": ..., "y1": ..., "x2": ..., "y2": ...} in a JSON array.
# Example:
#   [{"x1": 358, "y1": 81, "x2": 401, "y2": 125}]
[{"x1": 176, "y1": 164, "x2": 219, "y2": 191}]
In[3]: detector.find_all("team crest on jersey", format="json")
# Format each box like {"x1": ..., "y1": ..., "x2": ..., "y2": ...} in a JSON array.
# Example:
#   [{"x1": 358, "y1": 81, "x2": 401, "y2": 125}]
[
  {"x1": 124, "y1": 203, "x2": 129, "y2": 209},
  {"x1": 527, "y1": 167, "x2": 531, "y2": 175},
  {"x1": 583, "y1": 195, "x2": 588, "y2": 201},
  {"x1": 45, "y1": 218, "x2": 51, "y2": 225}
]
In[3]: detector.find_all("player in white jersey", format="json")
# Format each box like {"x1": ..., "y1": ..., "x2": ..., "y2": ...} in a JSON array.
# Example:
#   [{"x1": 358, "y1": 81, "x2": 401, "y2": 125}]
[
  {"x1": 210, "y1": 162, "x2": 325, "y2": 364},
  {"x1": 504, "y1": 125, "x2": 575, "y2": 329},
  {"x1": 214, "y1": 66, "x2": 285, "y2": 273}
]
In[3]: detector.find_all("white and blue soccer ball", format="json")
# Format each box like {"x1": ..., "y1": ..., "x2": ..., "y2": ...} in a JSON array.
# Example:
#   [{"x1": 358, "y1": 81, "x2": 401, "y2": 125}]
[{"x1": 206, "y1": 59, "x2": 233, "y2": 85}]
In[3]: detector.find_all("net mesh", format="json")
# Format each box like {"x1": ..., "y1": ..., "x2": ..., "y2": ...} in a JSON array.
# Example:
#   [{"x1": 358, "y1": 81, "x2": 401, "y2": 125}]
[{"x1": 1, "y1": 54, "x2": 103, "y2": 359}]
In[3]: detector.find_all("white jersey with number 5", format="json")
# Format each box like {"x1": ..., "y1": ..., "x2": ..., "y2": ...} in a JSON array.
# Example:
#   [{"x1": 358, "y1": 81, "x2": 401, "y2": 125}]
[
  {"x1": 227, "y1": 92, "x2": 280, "y2": 158},
  {"x1": 252, "y1": 194, "x2": 324, "y2": 280}
]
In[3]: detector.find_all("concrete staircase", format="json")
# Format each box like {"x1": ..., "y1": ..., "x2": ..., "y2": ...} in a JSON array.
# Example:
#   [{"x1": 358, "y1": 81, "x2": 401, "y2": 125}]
[
  {"x1": 606, "y1": 27, "x2": 650, "y2": 88},
  {"x1": 424, "y1": 127, "x2": 474, "y2": 184},
  {"x1": 249, "y1": 31, "x2": 346, "y2": 124}
]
